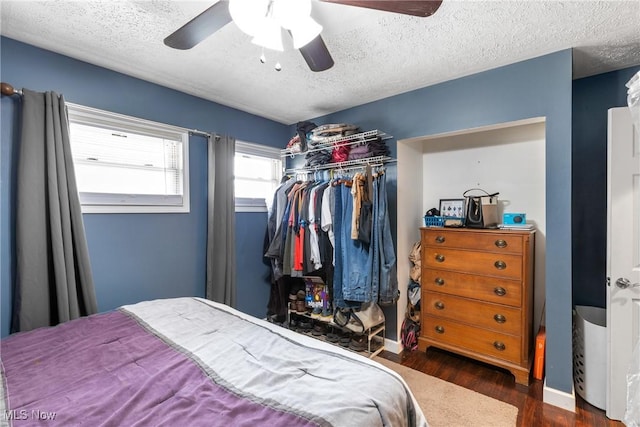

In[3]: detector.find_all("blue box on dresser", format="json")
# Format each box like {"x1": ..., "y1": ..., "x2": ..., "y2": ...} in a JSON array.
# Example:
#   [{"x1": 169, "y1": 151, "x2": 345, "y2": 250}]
[{"x1": 503, "y1": 213, "x2": 526, "y2": 225}]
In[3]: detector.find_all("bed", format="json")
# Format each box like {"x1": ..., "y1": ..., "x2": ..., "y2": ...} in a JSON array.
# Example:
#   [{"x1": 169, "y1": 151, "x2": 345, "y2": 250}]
[{"x1": 0, "y1": 297, "x2": 427, "y2": 426}]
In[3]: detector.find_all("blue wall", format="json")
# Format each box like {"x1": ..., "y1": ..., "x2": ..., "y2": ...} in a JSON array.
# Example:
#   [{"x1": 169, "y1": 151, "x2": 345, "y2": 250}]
[
  {"x1": 309, "y1": 51, "x2": 575, "y2": 393},
  {"x1": 0, "y1": 37, "x2": 289, "y2": 337},
  {"x1": 572, "y1": 66, "x2": 639, "y2": 308},
  {"x1": 235, "y1": 211, "x2": 274, "y2": 317}
]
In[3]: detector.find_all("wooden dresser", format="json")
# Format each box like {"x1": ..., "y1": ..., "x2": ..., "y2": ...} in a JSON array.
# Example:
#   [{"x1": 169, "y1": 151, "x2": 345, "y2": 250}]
[{"x1": 418, "y1": 227, "x2": 535, "y2": 385}]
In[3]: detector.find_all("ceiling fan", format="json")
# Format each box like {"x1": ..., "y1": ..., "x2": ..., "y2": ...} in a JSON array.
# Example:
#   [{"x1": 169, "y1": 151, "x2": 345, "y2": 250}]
[{"x1": 164, "y1": 0, "x2": 443, "y2": 72}]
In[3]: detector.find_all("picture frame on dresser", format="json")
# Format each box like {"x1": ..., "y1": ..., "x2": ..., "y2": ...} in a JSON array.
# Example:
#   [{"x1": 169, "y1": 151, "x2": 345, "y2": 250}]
[{"x1": 438, "y1": 198, "x2": 465, "y2": 218}]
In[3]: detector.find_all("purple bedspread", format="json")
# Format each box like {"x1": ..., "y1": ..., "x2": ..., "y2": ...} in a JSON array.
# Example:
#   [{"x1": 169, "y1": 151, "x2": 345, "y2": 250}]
[{"x1": 0, "y1": 311, "x2": 315, "y2": 427}]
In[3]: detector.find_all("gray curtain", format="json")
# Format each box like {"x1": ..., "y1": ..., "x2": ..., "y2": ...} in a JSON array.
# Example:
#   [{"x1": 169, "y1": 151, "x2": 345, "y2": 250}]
[
  {"x1": 13, "y1": 90, "x2": 98, "y2": 333},
  {"x1": 206, "y1": 134, "x2": 236, "y2": 306}
]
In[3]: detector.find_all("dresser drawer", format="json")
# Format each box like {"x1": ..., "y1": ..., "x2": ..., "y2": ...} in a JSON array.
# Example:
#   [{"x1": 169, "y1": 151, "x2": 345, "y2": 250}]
[
  {"x1": 422, "y1": 268, "x2": 522, "y2": 307},
  {"x1": 424, "y1": 292, "x2": 521, "y2": 335},
  {"x1": 423, "y1": 315, "x2": 521, "y2": 364},
  {"x1": 424, "y1": 247, "x2": 523, "y2": 280},
  {"x1": 422, "y1": 229, "x2": 524, "y2": 254}
]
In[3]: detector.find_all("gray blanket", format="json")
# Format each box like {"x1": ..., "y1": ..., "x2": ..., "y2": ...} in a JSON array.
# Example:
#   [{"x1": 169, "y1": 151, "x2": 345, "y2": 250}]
[{"x1": 0, "y1": 297, "x2": 427, "y2": 426}]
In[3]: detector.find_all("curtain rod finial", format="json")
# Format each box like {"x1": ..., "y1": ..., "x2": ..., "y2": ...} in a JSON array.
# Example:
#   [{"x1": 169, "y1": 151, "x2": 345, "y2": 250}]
[{"x1": 1, "y1": 82, "x2": 20, "y2": 96}]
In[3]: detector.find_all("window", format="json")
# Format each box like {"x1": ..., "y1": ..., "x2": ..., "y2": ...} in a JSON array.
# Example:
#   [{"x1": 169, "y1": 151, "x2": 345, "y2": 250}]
[
  {"x1": 67, "y1": 103, "x2": 189, "y2": 213},
  {"x1": 235, "y1": 141, "x2": 282, "y2": 212}
]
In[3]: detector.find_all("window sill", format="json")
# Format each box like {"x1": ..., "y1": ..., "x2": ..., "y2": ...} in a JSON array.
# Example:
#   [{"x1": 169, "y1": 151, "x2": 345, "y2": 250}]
[
  {"x1": 81, "y1": 204, "x2": 190, "y2": 214},
  {"x1": 235, "y1": 205, "x2": 268, "y2": 213},
  {"x1": 235, "y1": 197, "x2": 267, "y2": 213}
]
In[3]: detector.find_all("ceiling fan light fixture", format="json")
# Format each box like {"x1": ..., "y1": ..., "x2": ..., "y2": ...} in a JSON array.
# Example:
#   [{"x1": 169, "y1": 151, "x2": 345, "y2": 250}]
[
  {"x1": 272, "y1": 0, "x2": 313, "y2": 30},
  {"x1": 251, "y1": 18, "x2": 284, "y2": 52},
  {"x1": 290, "y1": 17, "x2": 322, "y2": 49},
  {"x1": 229, "y1": 0, "x2": 270, "y2": 37}
]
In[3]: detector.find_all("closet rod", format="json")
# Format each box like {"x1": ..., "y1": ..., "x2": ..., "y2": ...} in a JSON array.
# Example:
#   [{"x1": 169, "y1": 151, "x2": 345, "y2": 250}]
[
  {"x1": 329, "y1": 162, "x2": 392, "y2": 173},
  {"x1": 285, "y1": 156, "x2": 396, "y2": 175},
  {"x1": 1, "y1": 82, "x2": 23, "y2": 96}
]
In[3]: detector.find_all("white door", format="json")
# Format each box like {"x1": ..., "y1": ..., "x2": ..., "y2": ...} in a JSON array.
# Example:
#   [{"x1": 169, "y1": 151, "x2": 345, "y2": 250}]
[{"x1": 607, "y1": 107, "x2": 640, "y2": 421}]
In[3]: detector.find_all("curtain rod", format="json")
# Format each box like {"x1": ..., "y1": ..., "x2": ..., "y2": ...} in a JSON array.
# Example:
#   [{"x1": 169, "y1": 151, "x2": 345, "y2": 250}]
[
  {"x1": 2, "y1": 82, "x2": 218, "y2": 139},
  {"x1": 1, "y1": 82, "x2": 23, "y2": 96}
]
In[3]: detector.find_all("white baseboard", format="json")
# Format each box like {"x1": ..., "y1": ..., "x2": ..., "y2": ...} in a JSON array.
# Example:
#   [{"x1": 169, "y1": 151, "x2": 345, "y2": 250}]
[
  {"x1": 384, "y1": 339, "x2": 403, "y2": 354},
  {"x1": 543, "y1": 379, "x2": 576, "y2": 412}
]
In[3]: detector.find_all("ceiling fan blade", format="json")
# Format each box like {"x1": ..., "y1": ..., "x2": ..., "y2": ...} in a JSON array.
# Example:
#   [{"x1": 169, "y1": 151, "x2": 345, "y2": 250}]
[
  {"x1": 298, "y1": 35, "x2": 334, "y2": 72},
  {"x1": 320, "y1": 0, "x2": 442, "y2": 17},
  {"x1": 164, "y1": 1, "x2": 232, "y2": 50}
]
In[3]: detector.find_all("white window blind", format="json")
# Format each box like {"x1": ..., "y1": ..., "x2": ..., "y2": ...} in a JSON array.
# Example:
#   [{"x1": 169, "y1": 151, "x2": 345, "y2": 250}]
[
  {"x1": 67, "y1": 103, "x2": 190, "y2": 213},
  {"x1": 235, "y1": 141, "x2": 282, "y2": 212}
]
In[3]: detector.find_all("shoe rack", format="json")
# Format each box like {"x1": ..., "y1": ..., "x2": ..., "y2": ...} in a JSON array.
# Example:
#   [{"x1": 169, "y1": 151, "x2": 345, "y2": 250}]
[{"x1": 287, "y1": 309, "x2": 385, "y2": 358}]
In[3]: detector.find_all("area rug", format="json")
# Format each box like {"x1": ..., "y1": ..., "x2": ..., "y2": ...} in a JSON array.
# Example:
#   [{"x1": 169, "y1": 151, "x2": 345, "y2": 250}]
[{"x1": 375, "y1": 357, "x2": 518, "y2": 427}]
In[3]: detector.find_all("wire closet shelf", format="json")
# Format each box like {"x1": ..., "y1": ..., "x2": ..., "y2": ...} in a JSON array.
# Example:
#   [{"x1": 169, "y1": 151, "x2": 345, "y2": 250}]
[{"x1": 282, "y1": 129, "x2": 396, "y2": 175}]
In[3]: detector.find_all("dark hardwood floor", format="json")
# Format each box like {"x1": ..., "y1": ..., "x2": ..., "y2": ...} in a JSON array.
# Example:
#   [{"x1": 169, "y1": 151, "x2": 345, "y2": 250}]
[{"x1": 379, "y1": 347, "x2": 622, "y2": 426}]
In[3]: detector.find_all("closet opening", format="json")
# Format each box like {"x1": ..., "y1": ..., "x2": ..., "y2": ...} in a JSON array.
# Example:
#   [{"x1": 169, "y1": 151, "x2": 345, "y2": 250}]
[{"x1": 396, "y1": 117, "x2": 547, "y2": 350}]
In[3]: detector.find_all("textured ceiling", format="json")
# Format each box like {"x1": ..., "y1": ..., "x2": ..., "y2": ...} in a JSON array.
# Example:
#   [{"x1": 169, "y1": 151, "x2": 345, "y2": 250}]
[{"x1": 1, "y1": 1, "x2": 639, "y2": 124}]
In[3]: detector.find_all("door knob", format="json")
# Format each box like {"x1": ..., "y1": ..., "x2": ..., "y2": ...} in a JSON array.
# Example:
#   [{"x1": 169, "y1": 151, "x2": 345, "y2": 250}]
[{"x1": 615, "y1": 277, "x2": 639, "y2": 289}]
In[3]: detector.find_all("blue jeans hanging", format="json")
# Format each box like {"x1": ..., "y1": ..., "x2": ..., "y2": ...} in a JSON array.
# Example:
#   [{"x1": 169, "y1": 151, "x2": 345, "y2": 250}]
[
  {"x1": 375, "y1": 172, "x2": 398, "y2": 304},
  {"x1": 340, "y1": 178, "x2": 372, "y2": 303}
]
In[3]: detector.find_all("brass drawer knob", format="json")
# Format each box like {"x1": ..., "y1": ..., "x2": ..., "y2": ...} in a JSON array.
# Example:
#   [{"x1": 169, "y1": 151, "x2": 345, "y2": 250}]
[
  {"x1": 495, "y1": 239, "x2": 508, "y2": 248},
  {"x1": 493, "y1": 341, "x2": 506, "y2": 351},
  {"x1": 435, "y1": 301, "x2": 445, "y2": 310},
  {"x1": 435, "y1": 254, "x2": 445, "y2": 263},
  {"x1": 435, "y1": 277, "x2": 445, "y2": 286},
  {"x1": 494, "y1": 314, "x2": 506, "y2": 323},
  {"x1": 494, "y1": 287, "x2": 506, "y2": 296},
  {"x1": 435, "y1": 235, "x2": 445, "y2": 243},
  {"x1": 494, "y1": 260, "x2": 507, "y2": 270},
  {"x1": 435, "y1": 325, "x2": 445, "y2": 334}
]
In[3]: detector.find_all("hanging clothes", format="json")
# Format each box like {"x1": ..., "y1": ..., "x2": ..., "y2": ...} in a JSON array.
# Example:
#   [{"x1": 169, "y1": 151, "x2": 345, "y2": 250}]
[
  {"x1": 264, "y1": 165, "x2": 397, "y2": 312},
  {"x1": 373, "y1": 170, "x2": 398, "y2": 305}
]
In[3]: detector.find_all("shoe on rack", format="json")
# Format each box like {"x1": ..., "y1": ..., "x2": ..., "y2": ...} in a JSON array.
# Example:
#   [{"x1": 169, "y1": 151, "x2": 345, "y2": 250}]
[
  {"x1": 299, "y1": 320, "x2": 313, "y2": 332},
  {"x1": 349, "y1": 334, "x2": 367, "y2": 352},
  {"x1": 296, "y1": 300, "x2": 306, "y2": 313},
  {"x1": 311, "y1": 323, "x2": 327, "y2": 337},
  {"x1": 339, "y1": 332, "x2": 352, "y2": 348},
  {"x1": 289, "y1": 318, "x2": 298, "y2": 330},
  {"x1": 326, "y1": 332, "x2": 340, "y2": 343},
  {"x1": 325, "y1": 325, "x2": 340, "y2": 342}
]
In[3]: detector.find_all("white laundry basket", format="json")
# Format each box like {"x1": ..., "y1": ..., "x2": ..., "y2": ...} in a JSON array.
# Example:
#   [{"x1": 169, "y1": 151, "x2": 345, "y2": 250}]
[{"x1": 573, "y1": 305, "x2": 607, "y2": 410}]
